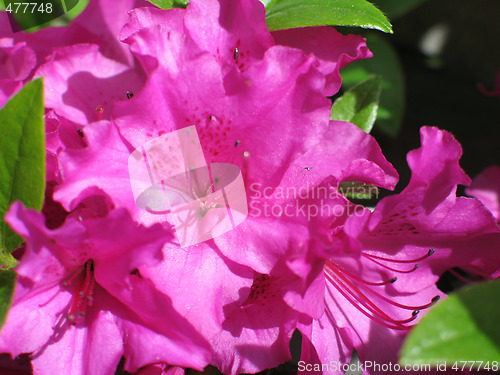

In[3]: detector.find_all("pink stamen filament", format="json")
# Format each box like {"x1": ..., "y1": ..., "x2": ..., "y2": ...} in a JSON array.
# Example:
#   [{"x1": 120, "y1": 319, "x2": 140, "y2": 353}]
[
  {"x1": 327, "y1": 261, "x2": 439, "y2": 310},
  {"x1": 242, "y1": 151, "x2": 250, "y2": 183},
  {"x1": 449, "y1": 269, "x2": 476, "y2": 284},
  {"x1": 363, "y1": 249, "x2": 434, "y2": 264},
  {"x1": 324, "y1": 257, "x2": 439, "y2": 330},
  {"x1": 465, "y1": 266, "x2": 495, "y2": 280},
  {"x1": 96, "y1": 105, "x2": 104, "y2": 121},
  {"x1": 326, "y1": 260, "x2": 396, "y2": 286},
  {"x1": 363, "y1": 255, "x2": 419, "y2": 273},
  {"x1": 326, "y1": 265, "x2": 416, "y2": 322},
  {"x1": 65, "y1": 260, "x2": 95, "y2": 325},
  {"x1": 324, "y1": 268, "x2": 415, "y2": 330}
]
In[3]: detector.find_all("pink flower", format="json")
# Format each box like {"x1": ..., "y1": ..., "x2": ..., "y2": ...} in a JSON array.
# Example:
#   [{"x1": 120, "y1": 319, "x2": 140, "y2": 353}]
[
  {"x1": 31, "y1": 37, "x2": 147, "y2": 202},
  {"x1": 0, "y1": 0, "x2": 150, "y2": 66},
  {"x1": 466, "y1": 166, "x2": 500, "y2": 223},
  {"x1": 0, "y1": 200, "x2": 211, "y2": 374},
  {"x1": 295, "y1": 127, "x2": 500, "y2": 374},
  {"x1": 178, "y1": 125, "x2": 500, "y2": 374},
  {"x1": 49, "y1": 1, "x2": 396, "y2": 373},
  {"x1": 120, "y1": 0, "x2": 371, "y2": 96},
  {"x1": 0, "y1": 0, "x2": 152, "y2": 208},
  {"x1": 0, "y1": 38, "x2": 36, "y2": 108}
]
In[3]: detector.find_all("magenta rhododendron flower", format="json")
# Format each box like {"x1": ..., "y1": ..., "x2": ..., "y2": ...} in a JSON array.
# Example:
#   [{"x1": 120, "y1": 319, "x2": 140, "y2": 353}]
[
  {"x1": 120, "y1": 0, "x2": 371, "y2": 96},
  {"x1": 0, "y1": 200, "x2": 211, "y2": 374},
  {"x1": 0, "y1": 0, "x2": 148, "y2": 66},
  {"x1": 46, "y1": 0, "x2": 395, "y2": 372},
  {"x1": 290, "y1": 127, "x2": 500, "y2": 374},
  {"x1": 0, "y1": 0, "x2": 151, "y2": 218},
  {"x1": 2, "y1": 0, "x2": 498, "y2": 374},
  {"x1": 0, "y1": 38, "x2": 36, "y2": 108},
  {"x1": 467, "y1": 165, "x2": 500, "y2": 223},
  {"x1": 304, "y1": 127, "x2": 499, "y2": 372},
  {"x1": 199, "y1": 127, "x2": 500, "y2": 375}
]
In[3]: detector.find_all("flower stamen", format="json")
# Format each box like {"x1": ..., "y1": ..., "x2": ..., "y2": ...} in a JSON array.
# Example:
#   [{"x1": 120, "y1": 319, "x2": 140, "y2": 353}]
[
  {"x1": 363, "y1": 248, "x2": 435, "y2": 264},
  {"x1": 64, "y1": 259, "x2": 96, "y2": 326},
  {"x1": 96, "y1": 105, "x2": 104, "y2": 121},
  {"x1": 324, "y1": 250, "x2": 440, "y2": 331}
]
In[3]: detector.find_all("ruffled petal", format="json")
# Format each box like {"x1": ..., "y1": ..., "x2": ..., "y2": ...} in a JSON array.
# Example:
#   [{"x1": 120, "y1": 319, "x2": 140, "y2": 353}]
[
  {"x1": 466, "y1": 165, "x2": 500, "y2": 222},
  {"x1": 35, "y1": 44, "x2": 145, "y2": 125},
  {"x1": 273, "y1": 27, "x2": 372, "y2": 96},
  {"x1": 184, "y1": 0, "x2": 274, "y2": 72}
]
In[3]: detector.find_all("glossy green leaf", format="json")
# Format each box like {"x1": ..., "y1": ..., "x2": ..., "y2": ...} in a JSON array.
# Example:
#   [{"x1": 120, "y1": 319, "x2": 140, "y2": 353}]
[
  {"x1": 340, "y1": 32, "x2": 404, "y2": 137},
  {"x1": 371, "y1": 0, "x2": 429, "y2": 19},
  {"x1": 147, "y1": 0, "x2": 189, "y2": 9},
  {"x1": 0, "y1": 270, "x2": 16, "y2": 330},
  {"x1": 331, "y1": 75, "x2": 382, "y2": 133},
  {"x1": 401, "y1": 281, "x2": 500, "y2": 367},
  {"x1": 64, "y1": 0, "x2": 89, "y2": 21},
  {"x1": 0, "y1": 79, "x2": 45, "y2": 269},
  {"x1": 264, "y1": 0, "x2": 392, "y2": 33}
]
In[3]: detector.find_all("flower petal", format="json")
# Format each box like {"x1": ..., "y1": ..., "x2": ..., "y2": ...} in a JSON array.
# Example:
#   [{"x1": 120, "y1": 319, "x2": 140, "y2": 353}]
[
  {"x1": 273, "y1": 27, "x2": 372, "y2": 96},
  {"x1": 35, "y1": 44, "x2": 144, "y2": 125}
]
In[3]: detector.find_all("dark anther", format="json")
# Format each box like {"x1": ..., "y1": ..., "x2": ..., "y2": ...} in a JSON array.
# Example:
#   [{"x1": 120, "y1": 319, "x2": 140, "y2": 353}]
[
  {"x1": 428, "y1": 248, "x2": 435, "y2": 256},
  {"x1": 77, "y1": 129, "x2": 84, "y2": 138},
  {"x1": 126, "y1": 91, "x2": 134, "y2": 99},
  {"x1": 431, "y1": 295, "x2": 441, "y2": 303},
  {"x1": 390, "y1": 277, "x2": 398, "y2": 283},
  {"x1": 412, "y1": 310, "x2": 420, "y2": 316},
  {"x1": 233, "y1": 48, "x2": 239, "y2": 60},
  {"x1": 234, "y1": 139, "x2": 240, "y2": 147},
  {"x1": 413, "y1": 264, "x2": 419, "y2": 271},
  {"x1": 131, "y1": 268, "x2": 142, "y2": 278}
]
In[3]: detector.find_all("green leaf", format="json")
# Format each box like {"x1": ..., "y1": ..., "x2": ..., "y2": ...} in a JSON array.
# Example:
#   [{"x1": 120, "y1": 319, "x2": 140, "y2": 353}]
[
  {"x1": 371, "y1": 0, "x2": 429, "y2": 19},
  {"x1": 63, "y1": 0, "x2": 89, "y2": 22},
  {"x1": 0, "y1": 79, "x2": 45, "y2": 268},
  {"x1": 338, "y1": 182, "x2": 379, "y2": 199},
  {"x1": 264, "y1": 0, "x2": 393, "y2": 33},
  {"x1": 331, "y1": 75, "x2": 382, "y2": 133},
  {"x1": 340, "y1": 32, "x2": 405, "y2": 137},
  {"x1": 401, "y1": 281, "x2": 500, "y2": 367},
  {"x1": 147, "y1": 0, "x2": 189, "y2": 9},
  {"x1": 0, "y1": 270, "x2": 16, "y2": 330}
]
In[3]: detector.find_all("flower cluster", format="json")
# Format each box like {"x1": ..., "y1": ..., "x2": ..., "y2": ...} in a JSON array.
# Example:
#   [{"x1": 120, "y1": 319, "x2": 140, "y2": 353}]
[{"x1": 0, "y1": 0, "x2": 499, "y2": 374}]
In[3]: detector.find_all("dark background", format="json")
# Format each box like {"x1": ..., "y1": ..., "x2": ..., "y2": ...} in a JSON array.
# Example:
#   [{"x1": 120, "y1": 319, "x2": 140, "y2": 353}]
[{"x1": 373, "y1": 0, "x2": 500, "y2": 191}]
